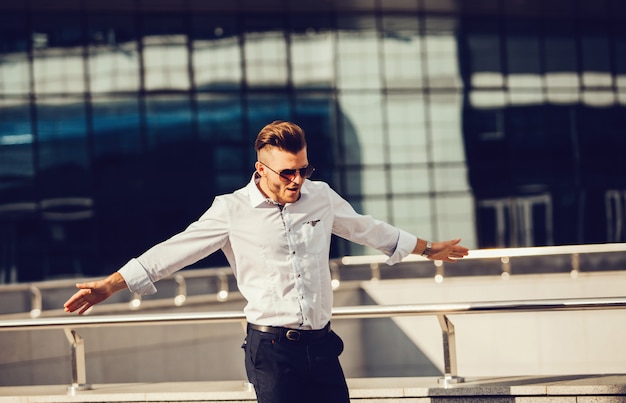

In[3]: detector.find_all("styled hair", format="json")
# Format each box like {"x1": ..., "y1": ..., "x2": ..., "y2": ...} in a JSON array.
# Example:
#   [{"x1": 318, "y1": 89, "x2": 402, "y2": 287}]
[{"x1": 255, "y1": 120, "x2": 307, "y2": 154}]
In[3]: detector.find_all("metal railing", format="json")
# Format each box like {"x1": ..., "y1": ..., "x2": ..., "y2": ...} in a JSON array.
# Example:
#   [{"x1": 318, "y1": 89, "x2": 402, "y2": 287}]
[
  {"x1": 1, "y1": 243, "x2": 626, "y2": 394},
  {"x1": 341, "y1": 242, "x2": 626, "y2": 282},
  {"x1": 0, "y1": 267, "x2": 235, "y2": 318},
  {"x1": 1, "y1": 296, "x2": 625, "y2": 394},
  {"x1": 3, "y1": 242, "x2": 626, "y2": 317}
]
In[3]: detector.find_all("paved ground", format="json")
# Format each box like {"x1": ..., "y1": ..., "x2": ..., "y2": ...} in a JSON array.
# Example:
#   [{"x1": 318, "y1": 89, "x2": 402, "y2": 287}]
[{"x1": 2, "y1": 374, "x2": 626, "y2": 402}]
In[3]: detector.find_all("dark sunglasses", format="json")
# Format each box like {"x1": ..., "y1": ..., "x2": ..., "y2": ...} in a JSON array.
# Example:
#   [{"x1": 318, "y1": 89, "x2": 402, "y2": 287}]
[{"x1": 259, "y1": 161, "x2": 315, "y2": 183}]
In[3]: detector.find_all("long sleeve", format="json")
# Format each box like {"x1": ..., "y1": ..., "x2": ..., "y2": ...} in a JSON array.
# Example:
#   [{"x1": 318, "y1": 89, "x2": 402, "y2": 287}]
[
  {"x1": 118, "y1": 197, "x2": 230, "y2": 295},
  {"x1": 327, "y1": 184, "x2": 417, "y2": 265}
]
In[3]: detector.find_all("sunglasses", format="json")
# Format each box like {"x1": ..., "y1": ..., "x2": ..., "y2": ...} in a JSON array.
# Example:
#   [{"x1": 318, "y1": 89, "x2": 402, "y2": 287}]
[{"x1": 259, "y1": 161, "x2": 315, "y2": 183}]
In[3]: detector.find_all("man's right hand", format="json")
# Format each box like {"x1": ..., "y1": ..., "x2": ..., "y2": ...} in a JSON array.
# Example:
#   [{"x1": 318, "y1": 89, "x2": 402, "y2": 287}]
[{"x1": 64, "y1": 272, "x2": 128, "y2": 315}]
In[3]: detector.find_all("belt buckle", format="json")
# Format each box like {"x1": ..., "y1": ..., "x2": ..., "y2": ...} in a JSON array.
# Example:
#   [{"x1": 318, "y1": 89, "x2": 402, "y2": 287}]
[{"x1": 285, "y1": 329, "x2": 301, "y2": 341}]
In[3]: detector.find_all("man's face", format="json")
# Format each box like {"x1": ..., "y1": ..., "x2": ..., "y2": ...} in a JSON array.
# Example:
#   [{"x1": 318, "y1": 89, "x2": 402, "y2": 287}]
[{"x1": 256, "y1": 147, "x2": 308, "y2": 205}]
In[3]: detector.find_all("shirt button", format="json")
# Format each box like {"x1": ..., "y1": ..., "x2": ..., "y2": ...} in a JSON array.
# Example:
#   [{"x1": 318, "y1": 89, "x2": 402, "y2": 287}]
[{"x1": 292, "y1": 251, "x2": 296, "y2": 255}]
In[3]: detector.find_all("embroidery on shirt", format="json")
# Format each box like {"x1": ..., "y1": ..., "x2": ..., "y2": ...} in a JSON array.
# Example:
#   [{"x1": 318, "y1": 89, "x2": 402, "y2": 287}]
[{"x1": 303, "y1": 219, "x2": 321, "y2": 227}]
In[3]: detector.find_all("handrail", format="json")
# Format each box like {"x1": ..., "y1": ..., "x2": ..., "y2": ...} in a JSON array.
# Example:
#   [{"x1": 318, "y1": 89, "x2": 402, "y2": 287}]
[
  {"x1": 3, "y1": 243, "x2": 626, "y2": 317},
  {"x1": 1, "y1": 296, "x2": 625, "y2": 392},
  {"x1": 1, "y1": 296, "x2": 625, "y2": 331},
  {"x1": 340, "y1": 242, "x2": 626, "y2": 265},
  {"x1": 3, "y1": 243, "x2": 625, "y2": 294},
  {"x1": 0, "y1": 267, "x2": 234, "y2": 292},
  {"x1": 340, "y1": 242, "x2": 626, "y2": 284},
  {"x1": 0, "y1": 267, "x2": 235, "y2": 317}
]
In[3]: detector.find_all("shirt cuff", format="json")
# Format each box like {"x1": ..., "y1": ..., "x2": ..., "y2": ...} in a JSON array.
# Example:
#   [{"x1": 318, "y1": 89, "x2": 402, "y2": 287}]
[
  {"x1": 385, "y1": 229, "x2": 418, "y2": 265},
  {"x1": 118, "y1": 258, "x2": 158, "y2": 296}
]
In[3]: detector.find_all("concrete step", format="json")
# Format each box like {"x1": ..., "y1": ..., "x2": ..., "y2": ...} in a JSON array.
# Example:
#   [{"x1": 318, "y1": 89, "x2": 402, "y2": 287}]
[{"x1": 1, "y1": 375, "x2": 625, "y2": 402}]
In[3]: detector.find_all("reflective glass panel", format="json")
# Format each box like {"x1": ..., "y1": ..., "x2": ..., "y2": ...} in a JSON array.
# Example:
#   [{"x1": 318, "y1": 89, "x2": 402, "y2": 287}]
[
  {"x1": 543, "y1": 20, "x2": 579, "y2": 103},
  {"x1": 433, "y1": 164, "x2": 470, "y2": 193},
  {"x1": 336, "y1": 15, "x2": 381, "y2": 90},
  {"x1": 430, "y1": 93, "x2": 465, "y2": 164},
  {"x1": 386, "y1": 94, "x2": 427, "y2": 164},
  {"x1": 293, "y1": 92, "x2": 337, "y2": 185},
  {"x1": 505, "y1": 20, "x2": 542, "y2": 90},
  {"x1": 196, "y1": 93, "x2": 244, "y2": 142},
  {"x1": 360, "y1": 198, "x2": 389, "y2": 225},
  {"x1": 145, "y1": 95, "x2": 193, "y2": 149},
  {"x1": 192, "y1": 14, "x2": 242, "y2": 90},
  {"x1": 0, "y1": 99, "x2": 34, "y2": 183},
  {"x1": 580, "y1": 22, "x2": 612, "y2": 89},
  {"x1": 91, "y1": 96, "x2": 142, "y2": 158},
  {"x1": 290, "y1": 15, "x2": 334, "y2": 88},
  {"x1": 142, "y1": 15, "x2": 190, "y2": 90},
  {"x1": 36, "y1": 97, "x2": 90, "y2": 197},
  {"x1": 390, "y1": 166, "x2": 430, "y2": 194},
  {"x1": 246, "y1": 94, "x2": 292, "y2": 140},
  {"x1": 435, "y1": 193, "x2": 476, "y2": 244},
  {"x1": 31, "y1": 13, "x2": 85, "y2": 94},
  {"x1": 392, "y1": 196, "x2": 432, "y2": 237},
  {"x1": 381, "y1": 15, "x2": 423, "y2": 88},
  {"x1": 423, "y1": 16, "x2": 462, "y2": 89},
  {"x1": 196, "y1": 93, "x2": 249, "y2": 193},
  {"x1": 616, "y1": 23, "x2": 626, "y2": 89},
  {"x1": 213, "y1": 143, "x2": 251, "y2": 194},
  {"x1": 338, "y1": 92, "x2": 385, "y2": 165},
  {"x1": 87, "y1": 14, "x2": 140, "y2": 93},
  {"x1": 346, "y1": 166, "x2": 387, "y2": 197},
  {"x1": 349, "y1": 197, "x2": 389, "y2": 256},
  {"x1": 465, "y1": 19, "x2": 504, "y2": 88},
  {"x1": 0, "y1": 13, "x2": 30, "y2": 95},
  {"x1": 244, "y1": 16, "x2": 288, "y2": 86}
]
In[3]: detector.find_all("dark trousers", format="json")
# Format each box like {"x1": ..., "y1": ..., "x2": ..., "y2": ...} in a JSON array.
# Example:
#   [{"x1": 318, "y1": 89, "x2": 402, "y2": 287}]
[{"x1": 243, "y1": 325, "x2": 350, "y2": 403}]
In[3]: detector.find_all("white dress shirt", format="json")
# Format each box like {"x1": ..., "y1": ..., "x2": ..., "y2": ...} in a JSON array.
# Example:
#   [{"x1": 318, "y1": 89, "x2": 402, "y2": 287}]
[{"x1": 118, "y1": 173, "x2": 417, "y2": 329}]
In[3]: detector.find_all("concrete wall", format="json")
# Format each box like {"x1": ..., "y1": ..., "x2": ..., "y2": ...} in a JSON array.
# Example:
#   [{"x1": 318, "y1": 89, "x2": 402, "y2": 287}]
[{"x1": 362, "y1": 271, "x2": 626, "y2": 377}]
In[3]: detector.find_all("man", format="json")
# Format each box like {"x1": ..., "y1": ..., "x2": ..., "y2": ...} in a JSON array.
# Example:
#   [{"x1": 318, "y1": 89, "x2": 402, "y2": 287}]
[{"x1": 64, "y1": 120, "x2": 469, "y2": 403}]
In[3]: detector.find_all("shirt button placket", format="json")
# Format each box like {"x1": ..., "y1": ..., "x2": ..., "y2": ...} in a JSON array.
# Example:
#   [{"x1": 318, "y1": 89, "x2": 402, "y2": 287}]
[
  {"x1": 284, "y1": 209, "x2": 306, "y2": 318},
  {"x1": 283, "y1": 208, "x2": 300, "y2": 275}
]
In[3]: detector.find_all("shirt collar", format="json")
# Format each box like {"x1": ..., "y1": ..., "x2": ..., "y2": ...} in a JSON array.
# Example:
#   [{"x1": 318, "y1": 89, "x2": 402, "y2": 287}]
[{"x1": 246, "y1": 172, "x2": 309, "y2": 208}]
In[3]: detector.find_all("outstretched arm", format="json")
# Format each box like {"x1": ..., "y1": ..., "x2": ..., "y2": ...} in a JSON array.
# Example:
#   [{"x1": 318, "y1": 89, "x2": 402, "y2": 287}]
[
  {"x1": 64, "y1": 272, "x2": 128, "y2": 315},
  {"x1": 412, "y1": 238, "x2": 468, "y2": 262}
]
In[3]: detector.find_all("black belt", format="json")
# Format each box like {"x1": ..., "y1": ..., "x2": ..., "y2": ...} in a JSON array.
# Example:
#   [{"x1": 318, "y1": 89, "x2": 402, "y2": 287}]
[{"x1": 247, "y1": 322, "x2": 331, "y2": 342}]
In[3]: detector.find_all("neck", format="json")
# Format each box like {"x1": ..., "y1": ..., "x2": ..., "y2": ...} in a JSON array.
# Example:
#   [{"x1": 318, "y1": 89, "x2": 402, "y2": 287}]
[{"x1": 255, "y1": 176, "x2": 281, "y2": 205}]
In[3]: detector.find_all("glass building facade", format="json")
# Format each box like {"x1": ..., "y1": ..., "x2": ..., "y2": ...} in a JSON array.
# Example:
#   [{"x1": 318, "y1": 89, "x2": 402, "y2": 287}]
[{"x1": 1, "y1": 0, "x2": 625, "y2": 282}]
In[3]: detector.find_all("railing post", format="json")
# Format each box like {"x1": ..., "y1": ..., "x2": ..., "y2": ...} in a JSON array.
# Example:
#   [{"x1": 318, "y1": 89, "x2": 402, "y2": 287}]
[
  {"x1": 174, "y1": 274, "x2": 187, "y2": 306},
  {"x1": 63, "y1": 328, "x2": 92, "y2": 395},
  {"x1": 500, "y1": 256, "x2": 511, "y2": 279},
  {"x1": 437, "y1": 314, "x2": 464, "y2": 386},
  {"x1": 369, "y1": 263, "x2": 380, "y2": 281},
  {"x1": 129, "y1": 293, "x2": 142, "y2": 310},
  {"x1": 330, "y1": 261, "x2": 341, "y2": 290},
  {"x1": 434, "y1": 261, "x2": 445, "y2": 283},
  {"x1": 29, "y1": 285, "x2": 42, "y2": 318},
  {"x1": 217, "y1": 273, "x2": 229, "y2": 302},
  {"x1": 571, "y1": 253, "x2": 580, "y2": 278}
]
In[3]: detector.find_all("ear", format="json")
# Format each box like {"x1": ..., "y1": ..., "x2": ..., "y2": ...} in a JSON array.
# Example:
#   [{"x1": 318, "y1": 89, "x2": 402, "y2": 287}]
[{"x1": 255, "y1": 161, "x2": 265, "y2": 176}]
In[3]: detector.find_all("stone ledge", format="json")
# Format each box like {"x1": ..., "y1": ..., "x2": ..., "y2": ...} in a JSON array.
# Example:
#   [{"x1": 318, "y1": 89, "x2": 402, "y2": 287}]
[{"x1": 1, "y1": 375, "x2": 625, "y2": 403}]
